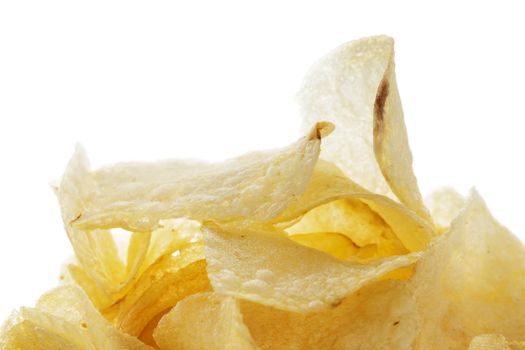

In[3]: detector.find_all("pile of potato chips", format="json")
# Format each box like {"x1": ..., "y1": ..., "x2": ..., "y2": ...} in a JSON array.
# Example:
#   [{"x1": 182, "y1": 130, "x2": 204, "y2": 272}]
[{"x1": 2, "y1": 36, "x2": 524, "y2": 350}]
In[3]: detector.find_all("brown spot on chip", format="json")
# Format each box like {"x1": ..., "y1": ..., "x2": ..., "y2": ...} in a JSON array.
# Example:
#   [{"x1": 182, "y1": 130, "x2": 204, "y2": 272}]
[
  {"x1": 373, "y1": 78, "x2": 389, "y2": 135},
  {"x1": 393, "y1": 320, "x2": 400, "y2": 326},
  {"x1": 308, "y1": 121, "x2": 335, "y2": 140},
  {"x1": 80, "y1": 322, "x2": 88, "y2": 329},
  {"x1": 331, "y1": 299, "x2": 343, "y2": 307},
  {"x1": 70, "y1": 213, "x2": 82, "y2": 224}
]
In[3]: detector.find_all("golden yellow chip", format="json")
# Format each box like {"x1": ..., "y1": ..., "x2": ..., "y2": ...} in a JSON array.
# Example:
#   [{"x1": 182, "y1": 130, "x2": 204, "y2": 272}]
[
  {"x1": 273, "y1": 160, "x2": 436, "y2": 252},
  {"x1": 116, "y1": 243, "x2": 211, "y2": 336},
  {"x1": 286, "y1": 198, "x2": 408, "y2": 260},
  {"x1": 288, "y1": 232, "x2": 358, "y2": 260}
]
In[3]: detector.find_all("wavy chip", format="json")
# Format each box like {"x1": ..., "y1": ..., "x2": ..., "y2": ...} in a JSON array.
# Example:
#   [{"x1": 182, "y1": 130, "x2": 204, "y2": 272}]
[
  {"x1": 203, "y1": 224, "x2": 420, "y2": 312},
  {"x1": 2, "y1": 34, "x2": 524, "y2": 350},
  {"x1": 410, "y1": 191, "x2": 525, "y2": 349},
  {"x1": 298, "y1": 35, "x2": 431, "y2": 223},
  {"x1": 273, "y1": 160, "x2": 435, "y2": 252},
  {"x1": 154, "y1": 293, "x2": 258, "y2": 350},
  {"x1": 116, "y1": 243, "x2": 211, "y2": 337},
  {"x1": 286, "y1": 198, "x2": 408, "y2": 260},
  {"x1": 425, "y1": 187, "x2": 465, "y2": 232},
  {"x1": 241, "y1": 280, "x2": 417, "y2": 350},
  {"x1": 58, "y1": 147, "x2": 134, "y2": 309},
  {"x1": 70, "y1": 122, "x2": 332, "y2": 232},
  {"x1": 0, "y1": 285, "x2": 154, "y2": 350},
  {"x1": 59, "y1": 148, "x2": 204, "y2": 310}
]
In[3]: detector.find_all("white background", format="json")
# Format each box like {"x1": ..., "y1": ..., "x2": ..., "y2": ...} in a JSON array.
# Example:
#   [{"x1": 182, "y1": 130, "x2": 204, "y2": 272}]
[{"x1": 1, "y1": 1, "x2": 524, "y2": 321}]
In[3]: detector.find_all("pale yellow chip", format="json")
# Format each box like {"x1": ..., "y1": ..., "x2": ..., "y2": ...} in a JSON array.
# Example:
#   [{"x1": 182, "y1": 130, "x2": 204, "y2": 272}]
[
  {"x1": 0, "y1": 309, "x2": 89, "y2": 350},
  {"x1": 468, "y1": 334, "x2": 511, "y2": 350},
  {"x1": 410, "y1": 190, "x2": 525, "y2": 349},
  {"x1": 58, "y1": 146, "x2": 140, "y2": 309},
  {"x1": 273, "y1": 160, "x2": 436, "y2": 252},
  {"x1": 203, "y1": 223, "x2": 420, "y2": 312},
  {"x1": 142, "y1": 218, "x2": 202, "y2": 270},
  {"x1": 153, "y1": 293, "x2": 258, "y2": 350},
  {"x1": 59, "y1": 149, "x2": 202, "y2": 311},
  {"x1": 241, "y1": 279, "x2": 417, "y2": 350},
  {"x1": 298, "y1": 36, "x2": 430, "y2": 223},
  {"x1": 468, "y1": 334, "x2": 525, "y2": 350},
  {"x1": 0, "y1": 285, "x2": 154, "y2": 350},
  {"x1": 63, "y1": 230, "x2": 130, "y2": 309},
  {"x1": 5, "y1": 35, "x2": 524, "y2": 350},
  {"x1": 425, "y1": 187, "x2": 465, "y2": 232},
  {"x1": 68, "y1": 123, "x2": 332, "y2": 232},
  {"x1": 116, "y1": 243, "x2": 211, "y2": 337}
]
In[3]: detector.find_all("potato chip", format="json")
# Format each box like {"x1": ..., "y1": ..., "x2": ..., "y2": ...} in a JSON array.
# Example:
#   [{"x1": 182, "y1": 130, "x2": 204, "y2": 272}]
[
  {"x1": 3, "y1": 34, "x2": 523, "y2": 350},
  {"x1": 142, "y1": 218, "x2": 202, "y2": 270},
  {"x1": 467, "y1": 334, "x2": 525, "y2": 350},
  {"x1": 137, "y1": 311, "x2": 167, "y2": 347},
  {"x1": 0, "y1": 285, "x2": 154, "y2": 350},
  {"x1": 410, "y1": 190, "x2": 525, "y2": 349},
  {"x1": 288, "y1": 232, "x2": 358, "y2": 260},
  {"x1": 1, "y1": 309, "x2": 89, "y2": 350},
  {"x1": 468, "y1": 334, "x2": 511, "y2": 350},
  {"x1": 58, "y1": 146, "x2": 140, "y2": 309},
  {"x1": 59, "y1": 149, "x2": 202, "y2": 311},
  {"x1": 66, "y1": 223, "x2": 199, "y2": 317},
  {"x1": 514, "y1": 343, "x2": 525, "y2": 350},
  {"x1": 71, "y1": 122, "x2": 333, "y2": 232},
  {"x1": 298, "y1": 36, "x2": 431, "y2": 223},
  {"x1": 126, "y1": 232, "x2": 151, "y2": 277},
  {"x1": 241, "y1": 279, "x2": 417, "y2": 350},
  {"x1": 273, "y1": 160, "x2": 435, "y2": 252},
  {"x1": 203, "y1": 223, "x2": 420, "y2": 312},
  {"x1": 425, "y1": 187, "x2": 465, "y2": 231},
  {"x1": 63, "y1": 230, "x2": 150, "y2": 311},
  {"x1": 286, "y1": 198, "x2": 408, "y2": 260},
  {"x1": 116, "y1": 243, "x2": 211, "y2": 336},
  {"x1": 154, "y1": 293, "x2": 258, "y2": 350}
]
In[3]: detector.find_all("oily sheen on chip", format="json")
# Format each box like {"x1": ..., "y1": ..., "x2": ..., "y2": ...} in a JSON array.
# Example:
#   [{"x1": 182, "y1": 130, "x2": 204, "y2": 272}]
[{"x1": 2, "y1": 36, "x2": 524, "y2": 350}]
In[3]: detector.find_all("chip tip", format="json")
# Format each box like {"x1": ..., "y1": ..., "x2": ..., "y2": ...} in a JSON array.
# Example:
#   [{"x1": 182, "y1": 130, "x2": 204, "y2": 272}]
[{"x1": 309, "y1": 121, "x2": 335, "y2": 140}]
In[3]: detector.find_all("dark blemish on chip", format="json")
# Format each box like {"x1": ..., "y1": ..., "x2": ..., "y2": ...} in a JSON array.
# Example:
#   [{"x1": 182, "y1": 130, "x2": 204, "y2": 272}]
[
  {"x1": 70, "y1": 213, "x2": 82, "y2": 224},
  {"x1": 331, "y1": 299, "x2": 343, "y2": 307},
  {"x1": 373, "y1": 78, "x2": 390, "y2": 134},
  {"x1": 80, "y1": 322, "x2": 88, "y2": 329},
  {"x1": 393, "y1": 320, "x2": 400, "y2": 326},
  {"x1": 308, "y1": 121, "x2": 334, "y2": 140}
]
